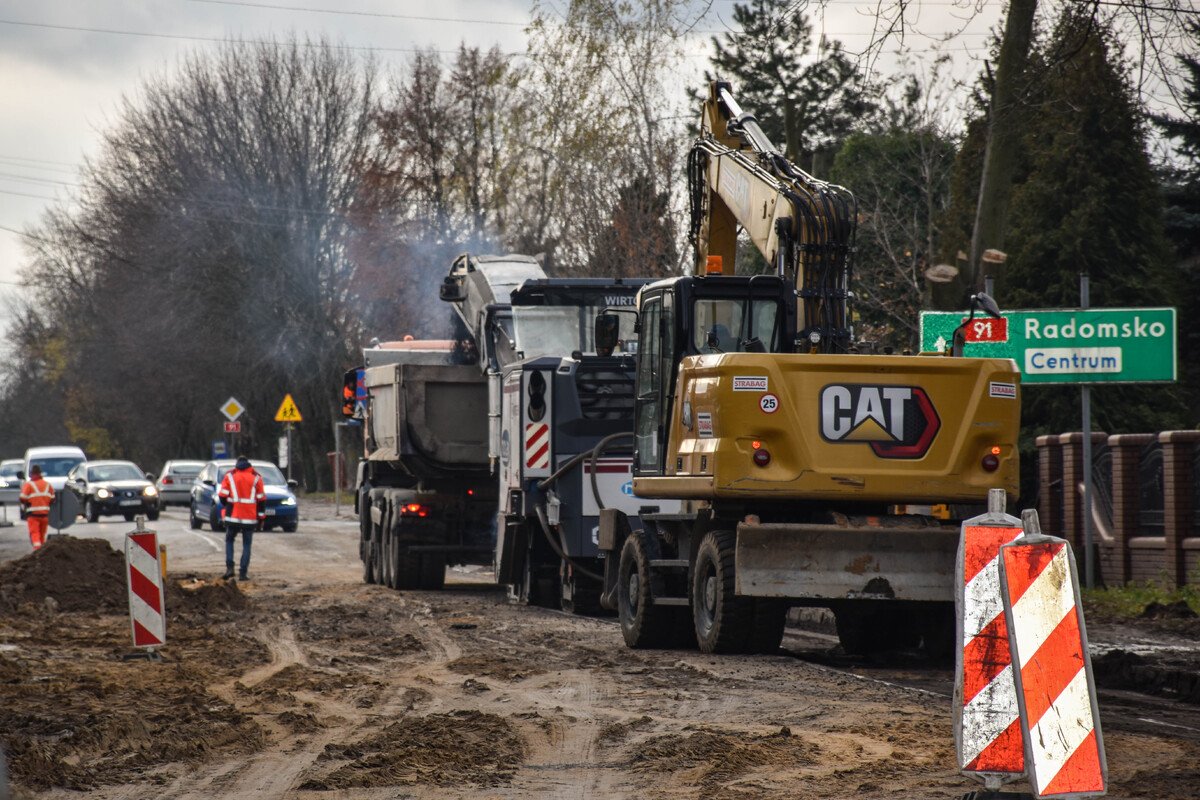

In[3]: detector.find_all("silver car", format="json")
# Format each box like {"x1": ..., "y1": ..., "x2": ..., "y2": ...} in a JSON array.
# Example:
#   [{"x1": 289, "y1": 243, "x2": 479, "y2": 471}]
[
  {"x1": 0, "y1": 458, "x2": 21, "y2": 512},
  {"x1": 155, "y1": 459, "x2": 205, "y2": 506}
]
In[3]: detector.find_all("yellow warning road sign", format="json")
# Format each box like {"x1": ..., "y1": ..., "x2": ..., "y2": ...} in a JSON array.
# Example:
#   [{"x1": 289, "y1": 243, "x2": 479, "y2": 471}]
[
  {"x1": 220, "y1": 397, "x2": 245, "y2": 422},
  {"x1": 274, "y1": 394, "x2": 303, "y2": 423}
]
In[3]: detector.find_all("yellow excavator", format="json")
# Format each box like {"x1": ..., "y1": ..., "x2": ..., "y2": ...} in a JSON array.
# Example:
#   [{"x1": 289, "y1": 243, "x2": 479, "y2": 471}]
[{"x1": 592, "y1": 81, "x2": 1020, "y2": 656}]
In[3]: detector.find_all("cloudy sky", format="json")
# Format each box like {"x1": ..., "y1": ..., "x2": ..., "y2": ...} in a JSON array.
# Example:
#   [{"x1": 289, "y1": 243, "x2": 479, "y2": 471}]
[{"x1": 0, "y1": 0, "x2": 1005, "y2": 309}]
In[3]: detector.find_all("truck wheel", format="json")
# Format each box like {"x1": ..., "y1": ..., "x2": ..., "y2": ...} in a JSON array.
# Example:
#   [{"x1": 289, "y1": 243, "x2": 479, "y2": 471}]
[
  {"x1": 691, "y1": 530, "x2": 753, "y2": 654},
  {"x1": 748, "y1": 599, "x2": 788, "y2": 654},
  {"x1": 363, "y1": 538, "x2": 377, "y2": 584},
  {"x1": 419, "y1": 553, "x2": 446, "y2": 590},
  {"x1": 561, "y1": 561, "x2": 603, "y2": 616},
  {"x1": 618, "y1": 530, "x2": 674, "y2": 648},
  {"x1": 380, "y1": 497, "x2": 396, "y2": 589},
  {"x1": 370, "y1": 494, "x2": 386, "y2": 586}
]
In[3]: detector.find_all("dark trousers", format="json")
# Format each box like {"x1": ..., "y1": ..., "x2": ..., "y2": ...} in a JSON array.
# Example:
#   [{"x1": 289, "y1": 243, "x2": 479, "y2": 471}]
[{"x1": 224, "y1": 522, "x2": 254, "y2": 577}]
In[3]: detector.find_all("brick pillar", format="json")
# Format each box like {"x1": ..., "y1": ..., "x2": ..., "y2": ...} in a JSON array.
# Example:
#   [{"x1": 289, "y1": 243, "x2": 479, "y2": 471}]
[
  {"x1": 1036, "y1": 435, "x2": 1063, "y2": 538},
  {"x1": 1059, "y1": 431, "x2": 1108, "y2": 550},
  {"x1": 1107, "y1": 433, "x2": 1156, "y2": 585},
  {"x1": 1160, "y1": 430, "x2": 1200, "y2": 588}
]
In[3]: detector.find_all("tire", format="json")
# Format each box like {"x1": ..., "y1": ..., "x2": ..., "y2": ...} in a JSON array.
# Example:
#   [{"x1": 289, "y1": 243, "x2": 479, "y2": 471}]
[
  {"x1": 370, "y1": 493, "x2": 386, "y2": 586},
  {"x1": 617, "y1": 530, "x2": 675, "y2": 648},
  {"x1": 419, "y1": 553, "x2": 446, "y2": 590},
  {"x1": 747, "y1": 599, "x2": 788, "y2": 655},
  {"x1": 147, "y1": 509, "x2": 160, "y2": 522},
  {"x1": 691, "y1": 530, "x2": 753, "y2": 654},
  {"x1": 380, "y1": 496, "x2": 396, "y2": 589},
  {"x1": 281, "y1": 522, "x2": 297, "y2": 533},
  {"x1": 189, "y1": 504, "x2": 202, "y2": 530},
  {"x1": 85, "y1": 498, "x2": 100, "y2": 523},
  {"x1": 123, "y1": 512, "x2": 135, "y2": 522},
  {"x1": 362, "y1": 536, "x2": 377, "y2": 584},
  {"x1": 561, "y1": 561, "x2": 603, "y2": 616},
  {"x1": 210, "y1": 509, "x2": 223, "y2": 532}
]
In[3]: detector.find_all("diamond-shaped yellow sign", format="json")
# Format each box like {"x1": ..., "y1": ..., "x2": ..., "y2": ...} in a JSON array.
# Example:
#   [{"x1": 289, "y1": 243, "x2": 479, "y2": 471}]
[
  {"x1": 220, "y1": 397, "x2": 245, "y2": 422},
  {"x1": 274, "y1": 394, "x2": 303, "y2": 423}
]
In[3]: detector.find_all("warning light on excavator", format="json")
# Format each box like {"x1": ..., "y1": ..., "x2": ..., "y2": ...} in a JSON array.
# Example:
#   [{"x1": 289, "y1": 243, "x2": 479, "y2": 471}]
[
  {"x1": 705, "y1": 255, "x2": 724, "y2": 275},
  {"x1": 990, "y1": 446, "x2": 1002, "y2": 456}
]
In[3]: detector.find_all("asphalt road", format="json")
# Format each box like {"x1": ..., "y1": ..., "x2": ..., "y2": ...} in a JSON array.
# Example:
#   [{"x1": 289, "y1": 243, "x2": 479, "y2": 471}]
[{"x1": 0, "y1": 502, "x2": 359, "y2": 581}]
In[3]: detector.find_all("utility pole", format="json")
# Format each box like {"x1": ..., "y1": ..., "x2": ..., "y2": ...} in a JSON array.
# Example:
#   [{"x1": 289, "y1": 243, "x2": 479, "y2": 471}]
[{"x1": 968, "y1": 0, "x2": 1037, "y2": 297}]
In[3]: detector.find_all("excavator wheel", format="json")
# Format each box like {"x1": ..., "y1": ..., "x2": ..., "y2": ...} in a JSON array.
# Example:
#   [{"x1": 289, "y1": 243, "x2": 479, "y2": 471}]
[
  {"x1": 691, "y1": 530, "x2": 754, "y2": 654},
  {"x1": 618, "y1": 530, "x2": 677, "y2": 648},
  {"x1": 747, "y1": 599, "x2": 788, "y2": 655}
]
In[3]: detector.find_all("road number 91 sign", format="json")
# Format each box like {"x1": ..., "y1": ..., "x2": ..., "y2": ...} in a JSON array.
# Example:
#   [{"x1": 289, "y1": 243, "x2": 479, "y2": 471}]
[
  {"x1": 759, "y1": 393, "x2": 779, "y2": 414},
  {"x1": 965, "y1": 317, "x2": 1008, "y2": 343}
]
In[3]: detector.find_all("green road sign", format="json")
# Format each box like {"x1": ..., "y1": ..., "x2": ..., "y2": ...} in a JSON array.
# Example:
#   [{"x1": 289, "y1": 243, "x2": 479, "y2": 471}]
[{"x1": 919, "y1": 307, "x2": 1176, "y2": 384}]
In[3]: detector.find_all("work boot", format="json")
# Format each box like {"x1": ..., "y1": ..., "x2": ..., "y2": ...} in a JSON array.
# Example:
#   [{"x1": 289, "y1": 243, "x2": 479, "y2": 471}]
[
  {"x1": 223, "y1": 569, "x2": 235, "y2": 580},
  {"x1": 239, "y1": 573, "x2": 249, "y2": 582}
]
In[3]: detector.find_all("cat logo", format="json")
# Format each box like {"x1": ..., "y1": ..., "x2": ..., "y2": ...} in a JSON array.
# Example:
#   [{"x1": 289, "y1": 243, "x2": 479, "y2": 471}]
[{"x1": 819, "y1": 384, "x2": 940, "y2": 459}]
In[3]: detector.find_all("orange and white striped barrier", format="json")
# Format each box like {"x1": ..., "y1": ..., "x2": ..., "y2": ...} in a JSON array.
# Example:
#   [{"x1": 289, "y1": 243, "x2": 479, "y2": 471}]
[
  {"x1": 955, "y1": 489, "x2": 1025, "y2": 786},
  {"x1": 999, "y1": 509, "x2": 1106, "y2": 798},
  {"x1": 125, "y1": 523, "x2": 167, "y2": 650}
]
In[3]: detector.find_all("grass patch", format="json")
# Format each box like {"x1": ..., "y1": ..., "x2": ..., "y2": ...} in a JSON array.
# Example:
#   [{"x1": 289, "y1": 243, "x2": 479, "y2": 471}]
[{"x1": 1083, "y1": 581, "x2": 1200, "y2": 620}]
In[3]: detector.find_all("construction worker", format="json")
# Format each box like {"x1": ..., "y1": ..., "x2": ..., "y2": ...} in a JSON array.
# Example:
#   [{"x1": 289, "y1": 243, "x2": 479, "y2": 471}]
[
  {"x1": 19, "y1": 465, "x2": 54, "y2": 550},
  {"x1": 218, "y1": 456, "x2": 265, "y2": 581}
]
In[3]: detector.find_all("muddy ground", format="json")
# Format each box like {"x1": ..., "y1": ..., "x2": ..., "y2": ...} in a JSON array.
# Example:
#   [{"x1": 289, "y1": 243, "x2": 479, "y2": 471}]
[{"x1": 1, "y1": 513, "x2": 1198, "y2": 799}]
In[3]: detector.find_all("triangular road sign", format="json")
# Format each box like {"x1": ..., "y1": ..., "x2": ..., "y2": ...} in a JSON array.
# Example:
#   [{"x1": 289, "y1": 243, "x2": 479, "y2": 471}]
[{"x1": 274, "y1": 394, "x2": 303, "y2": 423}]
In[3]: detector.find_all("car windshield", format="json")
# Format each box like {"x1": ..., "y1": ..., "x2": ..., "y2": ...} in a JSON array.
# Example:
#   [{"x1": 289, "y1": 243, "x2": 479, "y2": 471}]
[
  {"x1": 0, "y1": 462, "x2": 21, "y2": 477},
  {"x1": 32, "y1": 457, "x2": 85, "y2": 478},
  {"x1": 512, "y1": 304, "x2": 637, "y2": 359},
  {"x1": 217, "y1": 464, "x2": 288, "y2": 486},
  {"x1": 88, "y1": 464, "x2": 144, "y2": 482},
  {"x1": 693, "y1": 298, "x2": 781, "y2": 353}
]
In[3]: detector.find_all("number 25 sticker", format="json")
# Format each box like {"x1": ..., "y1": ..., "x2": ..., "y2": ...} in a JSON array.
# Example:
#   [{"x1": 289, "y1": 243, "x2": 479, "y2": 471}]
[{"x1": 759, "y1": 393, "x2": 779, "y2": 414}]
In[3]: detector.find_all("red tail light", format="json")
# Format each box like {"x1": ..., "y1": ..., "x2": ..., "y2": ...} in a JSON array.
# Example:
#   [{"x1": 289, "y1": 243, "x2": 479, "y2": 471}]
[
  {"x1": 162, "y1": 476, "x2": 173, "y2": 484},
  {"x1": 401, "y1": 503, "x2": 429, "y2": 518}
]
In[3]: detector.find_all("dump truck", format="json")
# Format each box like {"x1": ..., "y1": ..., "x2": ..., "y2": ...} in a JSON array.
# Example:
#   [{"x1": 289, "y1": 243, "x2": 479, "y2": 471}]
[{"x1": 591, "y1": 82, "x2": 1021, "y2": 656}]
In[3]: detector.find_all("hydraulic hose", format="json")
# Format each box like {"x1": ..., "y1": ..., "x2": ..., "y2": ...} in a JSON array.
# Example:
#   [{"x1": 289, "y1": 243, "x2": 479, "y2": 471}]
[
  {"x1": 533, "y1": 502, "x2": 604, "y2": 582},
  {"x1": 587, "y1": 432, "x2": 635, "y2": 513}
]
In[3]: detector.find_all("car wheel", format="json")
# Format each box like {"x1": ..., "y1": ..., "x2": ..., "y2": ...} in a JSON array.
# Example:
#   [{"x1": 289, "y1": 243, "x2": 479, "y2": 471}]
[
  {"x1": 282, "y1": 522, "x2": 297, "y2": 533},
  {"x1": 189, "y1": 504, "x2": 202, "y2": 530},
  {"x1": 210, "y1": 509, "x2": 223, "y2": 532},
  {"x1": 85, "y1": 498, "x2": 100, "y2": 523},
  {"x1": 122, "y1": 511, "x2": 135, "y2": 522},
  {"x1": 147, "y1": 509, "x2": 160, "y2": 521}
]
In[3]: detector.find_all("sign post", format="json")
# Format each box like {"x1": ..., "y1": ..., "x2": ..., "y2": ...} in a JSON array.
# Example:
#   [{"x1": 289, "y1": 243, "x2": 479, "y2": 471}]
[
  {"x1": 274, "y1": 394, "x2": 303, "y2": 481},
  {"x1": 220, "y1": 397, "x2": 245, "y2": 456}
]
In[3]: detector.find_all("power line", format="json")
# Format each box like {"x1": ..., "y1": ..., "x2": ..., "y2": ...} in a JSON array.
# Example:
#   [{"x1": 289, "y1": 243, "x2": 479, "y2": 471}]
[
  {"x1": 0, "y1": 17, "x2": 503, "y2": 55},
  {"x1": 187, "y1": 0, "x2": 527, "y2": 27},
  {"x1": 0, "y1": 188, "x2": 59, "y2": 202}
]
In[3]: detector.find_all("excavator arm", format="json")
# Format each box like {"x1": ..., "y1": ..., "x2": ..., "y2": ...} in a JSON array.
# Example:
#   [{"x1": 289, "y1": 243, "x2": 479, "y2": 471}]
[{"x1": 688, "y1": 81, "x2": 857, "y2": 352}]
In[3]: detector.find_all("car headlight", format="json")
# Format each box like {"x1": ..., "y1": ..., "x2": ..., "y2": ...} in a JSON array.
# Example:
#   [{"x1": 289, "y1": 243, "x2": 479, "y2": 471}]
[
  {"x1": 280, "y1": 496, "x2": 297, "y2": 506},
  {"x1": 96, "y1": 488, "x2": 111, "y2": 499},
  {"x1": 143, "y1": 486, "x2": 158, "y2": 497}
]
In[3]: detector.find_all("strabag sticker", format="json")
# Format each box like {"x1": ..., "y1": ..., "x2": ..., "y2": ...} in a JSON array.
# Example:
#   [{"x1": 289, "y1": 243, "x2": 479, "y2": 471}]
[
  {"x1": 697, "y1": 412, "x2": 714, "y2": 438},
  {"x1": 989, "y1": 381, "x2": 1017, "y2": 399},
  {"x1": 733, "y1": 376, "x2": 768, "y2": 392},
  {"x1": 759, "y1": 393, "x2": 779, "y2": 414}
]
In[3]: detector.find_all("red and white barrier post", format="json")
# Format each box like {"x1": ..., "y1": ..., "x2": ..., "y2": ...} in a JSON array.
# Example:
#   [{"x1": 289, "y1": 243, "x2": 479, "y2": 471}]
[
  {"x1": 999, "y1": 509, "x2": 1106, "y2": 798},
  {"x1": 124, "y1": 517, "x2": 167, "y2": 656},
  {"x1": 955, "y1": 488, "x2": 1026, "y2": 789}
]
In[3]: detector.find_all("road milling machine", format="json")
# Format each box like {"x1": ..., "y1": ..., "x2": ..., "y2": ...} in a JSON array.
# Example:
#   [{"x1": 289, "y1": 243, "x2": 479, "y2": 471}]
[
  {"x1": 347, "y1": 254, "x2": 660, "y2": 612},
  {"x1": 591, "y1": 82, "x2": 1021, "y2": 656}
]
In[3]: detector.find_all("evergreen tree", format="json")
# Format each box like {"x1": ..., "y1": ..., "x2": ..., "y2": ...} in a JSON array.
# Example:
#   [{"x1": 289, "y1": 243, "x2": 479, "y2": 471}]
[
  {"x1": 1002, "y1": 9, "x2": 1186, "y2": 498},
  {"x1": 1153, "y1": 21, "x2": 1200, "y2": 417},
  {"x1": 708, "y1": 0, "x2": 877, "y2": 175}
]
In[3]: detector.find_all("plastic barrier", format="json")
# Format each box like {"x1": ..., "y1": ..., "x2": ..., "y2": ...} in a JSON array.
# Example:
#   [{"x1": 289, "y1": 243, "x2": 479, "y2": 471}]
[{"x1": 124, "y1": 521, "x2": 166, "y2": 651}]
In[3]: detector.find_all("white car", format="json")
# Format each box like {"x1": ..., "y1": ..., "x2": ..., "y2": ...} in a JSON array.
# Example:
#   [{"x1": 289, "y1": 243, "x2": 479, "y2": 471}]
[{"x1": 23, "y1": 446, "x2": 87, "y2": 492}]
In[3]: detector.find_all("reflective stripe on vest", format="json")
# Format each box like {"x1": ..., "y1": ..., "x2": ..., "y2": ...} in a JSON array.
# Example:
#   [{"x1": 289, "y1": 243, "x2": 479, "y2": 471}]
[
  {"x1": 21, "y1": 480, "x2": 54, "y2": 514},
  {"x1": 221, "y1": 470, "x2": 265, "y2": 522}
]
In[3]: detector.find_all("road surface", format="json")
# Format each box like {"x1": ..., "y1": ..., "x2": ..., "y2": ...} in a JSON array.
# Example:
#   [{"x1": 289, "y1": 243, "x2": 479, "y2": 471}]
[{"x1": 1, "y1": 506, "x2": 1198, "y2": 798}]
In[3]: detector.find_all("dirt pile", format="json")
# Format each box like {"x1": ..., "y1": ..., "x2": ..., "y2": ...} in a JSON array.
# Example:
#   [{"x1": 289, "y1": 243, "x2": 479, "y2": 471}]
[
  {"x1": 448, "y1": 653, "x2": 542, "y2": 681},
  {"x1": 0, "y1": 537, "x2": 126, "y2": 612},
  {"x1": 167, "y1": 577, "x2": 250, "y2": 618},
  {"x1": 633, "y1": 726, "x2": 816, "y2": 788},
  {"x1": 300, "y1": 710, "x2": 525, "y2": 789}
]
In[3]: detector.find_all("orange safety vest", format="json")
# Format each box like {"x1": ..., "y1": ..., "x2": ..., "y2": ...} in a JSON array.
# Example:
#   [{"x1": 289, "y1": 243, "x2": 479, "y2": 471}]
[
  {"x1": 218, "y1": 468, "x2": 265, "y2": 524},
  {"x1": 20, "y1": 478, "x2": 54, "y2": 516}
]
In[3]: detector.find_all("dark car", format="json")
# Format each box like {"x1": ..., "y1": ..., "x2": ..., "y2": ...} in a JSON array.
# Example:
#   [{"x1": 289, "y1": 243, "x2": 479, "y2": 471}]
[
  {"x1": 66, "y1": 460, "x2": 160, "y2": 522},
  {"x1": 190, "y1": 460, "x2": 298, "y2": 533}
]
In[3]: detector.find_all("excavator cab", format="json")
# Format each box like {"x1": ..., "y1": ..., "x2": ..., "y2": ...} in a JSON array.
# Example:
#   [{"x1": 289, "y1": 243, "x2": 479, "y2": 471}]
[{"x1": 629, "y1": 274, "x2": 796, "y2": 477}]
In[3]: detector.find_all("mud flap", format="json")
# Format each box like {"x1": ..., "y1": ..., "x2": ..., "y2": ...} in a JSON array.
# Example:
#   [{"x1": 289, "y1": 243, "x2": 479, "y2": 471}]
[{"x1": 734, "y1": 522, "x2": 957, "y2": 602}]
